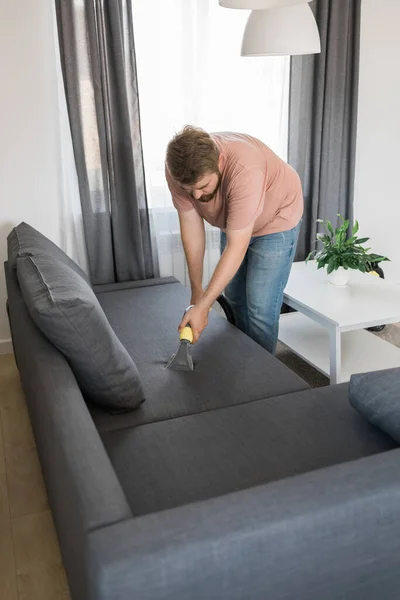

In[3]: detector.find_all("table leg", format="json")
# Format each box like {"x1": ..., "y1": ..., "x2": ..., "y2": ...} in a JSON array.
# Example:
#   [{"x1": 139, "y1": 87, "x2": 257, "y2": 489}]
[{"x1": 329, "y1": 327, "x2": 342, "y2": 385}]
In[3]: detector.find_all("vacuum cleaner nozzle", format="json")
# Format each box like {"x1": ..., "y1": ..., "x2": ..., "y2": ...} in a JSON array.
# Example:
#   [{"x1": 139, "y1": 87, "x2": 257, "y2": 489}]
[
  {"x1": 165, "y1": 339, "x2": 194, "y2": 371},
  {"x1": 166, "y1": 322, "x2": 194, "y2": 372}
]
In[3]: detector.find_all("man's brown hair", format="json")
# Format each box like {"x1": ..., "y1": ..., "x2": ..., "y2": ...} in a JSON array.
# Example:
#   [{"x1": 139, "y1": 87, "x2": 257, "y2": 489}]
[{"x1": 166, "y1": 125, "x2": 220, "y2": 186}]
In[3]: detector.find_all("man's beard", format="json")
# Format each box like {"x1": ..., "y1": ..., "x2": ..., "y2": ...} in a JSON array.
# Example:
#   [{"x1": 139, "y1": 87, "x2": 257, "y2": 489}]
[{"x1": 191, "y1": 173, "x2": 222, "y2": 203}]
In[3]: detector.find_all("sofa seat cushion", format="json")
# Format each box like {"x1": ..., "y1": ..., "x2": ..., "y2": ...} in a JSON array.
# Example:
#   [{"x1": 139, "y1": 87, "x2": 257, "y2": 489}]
[
  {"x1": 92, "y1": 282, "x2": 310, "y2": 431},
  {"x1": 101, "y1": 384, "x2": 397, "y2": 517},
  {"x1": 17, "y1": 255, "x2": 145, "y2": 411},
  {"x1": 8, "y1": 222, "x2": 90, "y2": 284}
]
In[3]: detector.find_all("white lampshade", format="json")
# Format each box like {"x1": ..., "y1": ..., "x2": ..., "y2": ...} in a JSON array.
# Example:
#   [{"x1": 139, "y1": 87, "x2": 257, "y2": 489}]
[
  {"x1": 241, "y1": 4, "x2": 321, "y2": 56},
  {"x1": 219, "y1": 0, "x2": 309, "y2": 9}
]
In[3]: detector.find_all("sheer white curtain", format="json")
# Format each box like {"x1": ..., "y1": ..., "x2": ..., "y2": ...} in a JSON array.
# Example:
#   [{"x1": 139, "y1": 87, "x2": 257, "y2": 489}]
[
  {"x1": 133, "y1": 0, "x2": 289, "y2": 285},
  {"x1": 52, "y1": 1, "x2": 89, "y2": 276}
]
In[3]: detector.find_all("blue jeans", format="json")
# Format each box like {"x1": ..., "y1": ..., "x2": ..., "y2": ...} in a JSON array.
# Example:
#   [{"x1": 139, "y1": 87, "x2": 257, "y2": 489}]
[{"x1": 220, "y1": 222, "x2": 301, "y2": 355}]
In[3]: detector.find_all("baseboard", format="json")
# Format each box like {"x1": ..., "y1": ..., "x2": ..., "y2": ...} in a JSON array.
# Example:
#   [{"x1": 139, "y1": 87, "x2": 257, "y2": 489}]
[{"x1": 0, "y1": 339, "x2": 13, "y2": 355}]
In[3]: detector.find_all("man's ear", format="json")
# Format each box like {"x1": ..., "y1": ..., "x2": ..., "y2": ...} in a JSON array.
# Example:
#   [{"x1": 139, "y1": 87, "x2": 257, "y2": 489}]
[{"x1": 218, "y1": 153, "x2": 224, "y2": 171}]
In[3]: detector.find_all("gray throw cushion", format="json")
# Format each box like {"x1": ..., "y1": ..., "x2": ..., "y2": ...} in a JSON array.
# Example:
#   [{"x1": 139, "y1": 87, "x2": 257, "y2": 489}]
[
  {"x1": 8, "y1": 222, "x2": 90, "y2": 284},
  {"x1": 16, "y1": 255, "x2": 145, "y2": 411},
  {"x1": 349, "y1": 368, "x2": 400, "y2": 443}
]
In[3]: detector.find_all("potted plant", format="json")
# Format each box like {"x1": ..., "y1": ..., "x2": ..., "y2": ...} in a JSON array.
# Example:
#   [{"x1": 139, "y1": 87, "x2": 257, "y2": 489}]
[{"x1": 306, "y1": 215, "x2": 389, "y2": 287}]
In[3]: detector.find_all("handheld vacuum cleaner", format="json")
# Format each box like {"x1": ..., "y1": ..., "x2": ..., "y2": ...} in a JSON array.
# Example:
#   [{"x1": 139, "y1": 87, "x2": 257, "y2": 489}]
[{"x1": 166, "y1": 295, "x2": 235, "y2": 372}]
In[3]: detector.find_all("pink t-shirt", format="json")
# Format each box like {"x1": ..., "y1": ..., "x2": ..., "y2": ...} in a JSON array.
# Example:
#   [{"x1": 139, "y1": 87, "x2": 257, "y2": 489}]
[{"x1": 165, "y1": 132, "x2": 304, "y2": 236}]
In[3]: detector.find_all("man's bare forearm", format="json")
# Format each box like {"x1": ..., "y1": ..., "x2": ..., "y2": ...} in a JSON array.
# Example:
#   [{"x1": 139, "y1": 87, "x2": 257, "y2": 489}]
[
  {"x1": 179, "y1": 211, "x2": 206, "y2": 296},
  {"x1": 178, "y1": 224, "x2": 253, "y2": 343}
]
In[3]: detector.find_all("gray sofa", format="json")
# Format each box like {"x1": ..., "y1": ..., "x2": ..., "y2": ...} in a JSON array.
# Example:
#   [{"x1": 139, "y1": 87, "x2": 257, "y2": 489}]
[{"x1": 5, "y1": 251, "x2": 400, "y2": 600}]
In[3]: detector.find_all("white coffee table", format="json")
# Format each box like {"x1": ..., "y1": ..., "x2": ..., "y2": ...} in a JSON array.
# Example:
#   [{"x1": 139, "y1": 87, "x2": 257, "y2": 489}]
[{"x1": 279, "y1": 261, "x2": 400, "y2": 384}]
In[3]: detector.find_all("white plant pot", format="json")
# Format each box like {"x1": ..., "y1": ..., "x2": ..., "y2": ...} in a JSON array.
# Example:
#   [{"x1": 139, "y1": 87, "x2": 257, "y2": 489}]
[{"x1": 328, "y1": 267, "x2": 350, "y2": 287}]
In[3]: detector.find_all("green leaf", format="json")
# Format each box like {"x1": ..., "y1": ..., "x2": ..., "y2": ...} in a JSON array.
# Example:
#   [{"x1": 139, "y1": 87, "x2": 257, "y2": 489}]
[
  {"x1": 305, "y1": 251, "x2": 315, "y2": 263},
  {"x1": 327, "y1": 263, "x2": 335, "y2": 275},
  {"x1": 355, "y1": 237, "x2": 369, "y2": 245},
  {"x1": 327, "y1": 221, "x2": 334, "y2": 236},
  {"x1": 352, "y1": 220, "x2": 359, "y2": 235},
  {"x1": 345, "y1": 236, "x2": 357, "y2": 246},
  {"x1": 339, "y1": 231, "x2": 347, "y2": 247},
  {"x1": 367, "y1": 254, "x2": 390, "y2": 264},
  {"x1": 327, "y1": 256, "x2": 339, "y2": 274},
  {"x1": 315, "y1": 253, "x2": 330, "y2": 269}
]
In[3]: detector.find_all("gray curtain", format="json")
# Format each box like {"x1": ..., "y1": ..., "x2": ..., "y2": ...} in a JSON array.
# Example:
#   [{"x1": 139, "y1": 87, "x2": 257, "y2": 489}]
[
  {"x1": 55, "y1": 0, "x2": 157, "y2": 284},
  {"x1": 288, "y1": 0, "x2": 361, "y2": 261}
]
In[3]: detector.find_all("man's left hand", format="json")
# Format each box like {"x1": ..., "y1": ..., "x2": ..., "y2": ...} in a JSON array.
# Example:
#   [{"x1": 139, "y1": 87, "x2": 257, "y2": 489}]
[{"x1": 178, "y1": 303, "x2": 209, "y2": 344}]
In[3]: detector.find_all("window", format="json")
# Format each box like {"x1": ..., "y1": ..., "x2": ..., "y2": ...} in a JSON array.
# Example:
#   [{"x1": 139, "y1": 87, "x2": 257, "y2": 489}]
[{"x1": 133, "y1": 0, "x2": 289, "y2": 283}]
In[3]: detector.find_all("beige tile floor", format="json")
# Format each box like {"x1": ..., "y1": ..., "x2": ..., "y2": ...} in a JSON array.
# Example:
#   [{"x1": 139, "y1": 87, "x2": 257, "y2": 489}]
[{"x1": 0, "y1": 353, "x2": 71, "y2": 600}]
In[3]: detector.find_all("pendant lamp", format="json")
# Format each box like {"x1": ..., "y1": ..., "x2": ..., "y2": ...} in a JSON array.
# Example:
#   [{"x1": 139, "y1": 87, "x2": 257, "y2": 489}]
[{"x1": 241, "y1": 4, "x2": 321, "y2": 57}]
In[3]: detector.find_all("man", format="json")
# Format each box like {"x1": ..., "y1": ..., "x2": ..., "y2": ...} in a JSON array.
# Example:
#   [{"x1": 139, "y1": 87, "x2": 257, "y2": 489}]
[{"x1": 165, "y1": 126, "x2": 303, "y2": 355}]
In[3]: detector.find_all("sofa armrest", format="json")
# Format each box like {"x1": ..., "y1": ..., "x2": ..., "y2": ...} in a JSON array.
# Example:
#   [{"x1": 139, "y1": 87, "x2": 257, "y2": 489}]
[
  {"x1": 5, "y1": 263, "x2": 132, "y2": 599},
  {"x1": 88, "y1": 448, "x2": 400, "y2": 600}
]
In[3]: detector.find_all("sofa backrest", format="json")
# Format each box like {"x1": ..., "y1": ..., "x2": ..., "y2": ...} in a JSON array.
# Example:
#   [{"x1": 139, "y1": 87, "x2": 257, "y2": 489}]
[
  {"x1": 7, "y1": 221, "x2": 90, "y2": 284},
  {"x1": 4, "y1": 262, "x2": 131, "y2": 599}
]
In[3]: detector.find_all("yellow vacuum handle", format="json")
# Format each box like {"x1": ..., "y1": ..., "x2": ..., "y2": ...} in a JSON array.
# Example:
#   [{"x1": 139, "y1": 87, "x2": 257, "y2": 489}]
[
  {"x1": 179, "y1": 326, "x2": 194, "y2": 343},
  {"x1": 179, "y1": 305, "x2": 212, "y2": 344}
]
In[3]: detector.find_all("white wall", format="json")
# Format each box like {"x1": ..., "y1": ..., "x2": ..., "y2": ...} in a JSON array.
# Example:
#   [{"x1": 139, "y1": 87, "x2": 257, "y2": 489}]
[
  {"x1": 0, "y1": 1, "x2": 62, "y2": 351},
  {"x1": 354, "y1": 0, "x2": 400, "y2": 283}
]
